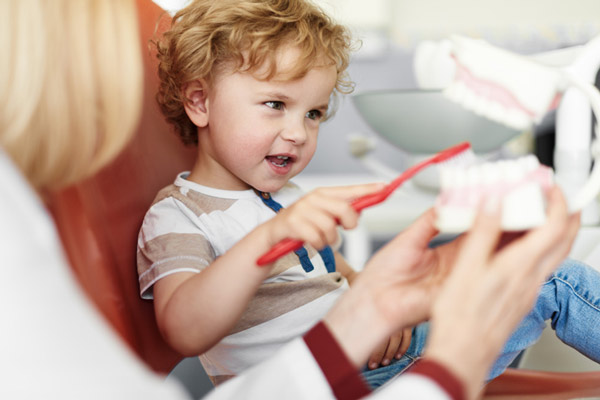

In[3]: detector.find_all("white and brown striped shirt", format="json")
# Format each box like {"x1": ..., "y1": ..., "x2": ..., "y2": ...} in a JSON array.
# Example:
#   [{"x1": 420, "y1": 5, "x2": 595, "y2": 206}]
[{"x1": 137, "y1": 173, "x2": 347, "y2": 385}]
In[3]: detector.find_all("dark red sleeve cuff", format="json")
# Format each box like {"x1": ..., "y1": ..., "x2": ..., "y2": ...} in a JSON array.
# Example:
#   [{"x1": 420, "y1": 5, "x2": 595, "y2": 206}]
[
  {"x1": 409, "y1": 359, "x2": 465, "y2": 400},
  {"x1": 303, "y1": 322, "x2": 371, "y2": 400}
]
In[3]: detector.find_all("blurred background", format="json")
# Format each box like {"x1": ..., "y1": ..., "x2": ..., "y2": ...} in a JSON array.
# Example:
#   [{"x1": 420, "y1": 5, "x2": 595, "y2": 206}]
[{"x1": 153, "y1": 0, "x2": 600, "y2": 176}]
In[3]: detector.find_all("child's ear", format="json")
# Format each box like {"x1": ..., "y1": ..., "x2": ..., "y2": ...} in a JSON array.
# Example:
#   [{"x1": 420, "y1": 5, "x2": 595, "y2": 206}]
[{"x1": 183, "y1": 80, "x2": 209, "y2": 127}]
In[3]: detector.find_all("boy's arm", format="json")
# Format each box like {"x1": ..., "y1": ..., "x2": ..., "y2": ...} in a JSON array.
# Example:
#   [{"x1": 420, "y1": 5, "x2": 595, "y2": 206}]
[
  {"x1": 151, "y1": 184, "x2": 385, "y2": 357},
  {"x1": 152, "y1": 221, "x2": 277, "y2": 356},
  {"x1": 334, "y1": 251, "x2": 358, "y2": 284}
]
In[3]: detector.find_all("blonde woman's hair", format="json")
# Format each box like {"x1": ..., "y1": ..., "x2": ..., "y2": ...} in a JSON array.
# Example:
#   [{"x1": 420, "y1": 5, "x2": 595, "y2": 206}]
[
  {"x1": 155, "y1": 0, "x2": 355, "y2": 146},
  {"x1": 0, "y1": 0, "x2": 143, "y2": 190}
]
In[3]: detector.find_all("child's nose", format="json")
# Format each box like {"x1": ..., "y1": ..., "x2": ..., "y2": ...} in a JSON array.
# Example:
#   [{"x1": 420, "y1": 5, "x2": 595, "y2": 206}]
[{"x1": 281, "y1": 118, "x2": 308, "y2": 145}]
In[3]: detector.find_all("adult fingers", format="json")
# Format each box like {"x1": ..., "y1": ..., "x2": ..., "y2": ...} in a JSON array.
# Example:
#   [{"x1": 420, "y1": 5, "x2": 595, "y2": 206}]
[
  {"x1": 530, "y1": 210, "x2": 580, "y2": 281},
  {"x1": 396, "y1": 208, "x2": 440, "y2": 249},
  {"x1": 451, "y1": 196, "x2": 503, "y2": 275},
  {"x1": 499, "y1": 187, "x2": 572, "y2": 280}
]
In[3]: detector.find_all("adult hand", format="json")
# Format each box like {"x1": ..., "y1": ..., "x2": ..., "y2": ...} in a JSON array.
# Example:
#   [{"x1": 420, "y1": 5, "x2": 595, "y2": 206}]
[
  {"x1": 425, "y1": 187, "x2": 580, "y2": 399},
  {"x1": 324, "y1": 207, "x2": 453, "y2": 367}
]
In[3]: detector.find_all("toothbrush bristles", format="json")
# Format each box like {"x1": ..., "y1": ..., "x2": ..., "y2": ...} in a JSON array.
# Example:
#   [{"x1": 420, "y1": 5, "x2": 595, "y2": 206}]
[{"x1": 439, "y1": 146, "x2": 477, "y2": 168}]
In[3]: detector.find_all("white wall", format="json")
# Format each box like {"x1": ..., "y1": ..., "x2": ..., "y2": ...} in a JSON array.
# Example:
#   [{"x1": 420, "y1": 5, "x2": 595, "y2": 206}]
[{"x1": 317, "y1": 0, "x2": 600, "y2": 50}]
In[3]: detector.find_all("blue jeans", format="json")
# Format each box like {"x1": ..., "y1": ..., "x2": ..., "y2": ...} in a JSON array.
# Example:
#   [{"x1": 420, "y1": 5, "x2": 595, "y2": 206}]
[{"x1": 361, "y1": 258, "x2": 600, "y2": 389}]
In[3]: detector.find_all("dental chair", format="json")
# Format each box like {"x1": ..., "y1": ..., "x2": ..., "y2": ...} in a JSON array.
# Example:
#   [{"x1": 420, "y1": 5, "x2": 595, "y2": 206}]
[
  {"x1": 46, "y1": 0, "x2": 194, "y2": 375},
  {"x1": 45, "y1": 0, "x2": 600, "y2": 398}
]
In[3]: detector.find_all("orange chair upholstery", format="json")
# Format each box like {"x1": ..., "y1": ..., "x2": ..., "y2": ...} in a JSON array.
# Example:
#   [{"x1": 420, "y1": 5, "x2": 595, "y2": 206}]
[
  {"x1": 46, "y1": 0, "x2": 195, "y2": 374},
  {"x1": 45, "y1": 0, "x2": 600, "y2": 396},
  {"x1": 484, "y1": 368, "x2": 600, "y2": 399}
]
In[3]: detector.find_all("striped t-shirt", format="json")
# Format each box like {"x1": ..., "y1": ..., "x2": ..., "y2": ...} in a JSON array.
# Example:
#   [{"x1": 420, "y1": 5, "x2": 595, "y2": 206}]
[{"x1": 137, "y1": 173, "x2": 348, "y2": 385}]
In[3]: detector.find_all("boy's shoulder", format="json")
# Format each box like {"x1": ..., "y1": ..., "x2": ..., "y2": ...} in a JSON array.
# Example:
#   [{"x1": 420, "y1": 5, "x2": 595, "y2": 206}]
[
  {"x1": 148, "y1": 180, "x2": 250, "y2": 218},
  {"x1": 152, "y1": 183, "x2": 179, "y2": 204}
]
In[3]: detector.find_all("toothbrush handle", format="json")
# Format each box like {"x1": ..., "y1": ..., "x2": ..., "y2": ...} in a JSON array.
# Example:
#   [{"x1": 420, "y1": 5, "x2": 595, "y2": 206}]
[
  {"x1": 256, "y1": 238, "x2": 304, "y2": 266},
  {"x1": 350, "y1": 191, "x2": 388, "y2": 211}
]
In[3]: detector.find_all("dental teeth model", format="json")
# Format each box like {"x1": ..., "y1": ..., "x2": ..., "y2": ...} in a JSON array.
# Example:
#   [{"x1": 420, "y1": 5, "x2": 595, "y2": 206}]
[
  {"x1": 418, "y1": 34, "x2": 600, "y2": 216},
  {"x1": 435, "y1": 155, "x2": 554, "y2": 233}
]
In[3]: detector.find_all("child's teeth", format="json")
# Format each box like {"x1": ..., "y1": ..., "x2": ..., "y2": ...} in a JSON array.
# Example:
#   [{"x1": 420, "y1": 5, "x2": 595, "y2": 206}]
[{"x1": 268, "y1": 155, "x2": 289, "y2": 167}]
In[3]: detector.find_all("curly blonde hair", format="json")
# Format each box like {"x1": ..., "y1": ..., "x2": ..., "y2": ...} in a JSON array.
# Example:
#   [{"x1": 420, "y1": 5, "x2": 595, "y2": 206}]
[{"x1": 155, "y1": 0, "x2": 354, "y2": 145}]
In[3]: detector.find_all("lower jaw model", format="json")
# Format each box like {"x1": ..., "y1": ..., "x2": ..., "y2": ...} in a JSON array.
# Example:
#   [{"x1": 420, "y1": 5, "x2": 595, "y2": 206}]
[{"x1": 434, "y1": 155, "x2": 554, "y2": 233}]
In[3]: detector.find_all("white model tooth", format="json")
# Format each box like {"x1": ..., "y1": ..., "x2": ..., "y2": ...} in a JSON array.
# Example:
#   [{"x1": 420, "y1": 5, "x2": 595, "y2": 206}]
[
  {"x1": 454, "y1": 167, "x2": 468, "y2": 188},
  {"x1": 481, "y1": 162, "x2": 500, "y2": 184},
  {"x1": 444, "y1": 82, "x2": 466, "y2": 104},
  {"x1": 462, "y1": 88, "x2": 479, "y2": 113},
  {"x1": 472, "y1": 96, "x2": 490, "y2": 117},
  {"x1": 521, "y1": 155, "x2": 539, "y2": 172},
  {"x1": 440, "y1": 167, "x2": 455, "y2": 189},
  {"x1": 487, "y1": 102, "x2": 506, "y2": 125},
  {"x1": 464, "y1": 165, "x2": 480, "y2": 205},
  {"x1": 514, "y1": 111, "x2": 532, "y2": 131},
  {"x1": 505, "y1": 109, "x2": 531, "y2": 131},
  {"x1": 496, "y1": 160, "x2": 507, "y2": 181},
  {"x1": 504, "y1": 159, "x2": 522, "y2": 183},
  {"x1": 467, "y1": 165, "x2": 481, "y2": 186},
  {"x1": 475, "y1": 97, "x2": 493, "y2": 119}
]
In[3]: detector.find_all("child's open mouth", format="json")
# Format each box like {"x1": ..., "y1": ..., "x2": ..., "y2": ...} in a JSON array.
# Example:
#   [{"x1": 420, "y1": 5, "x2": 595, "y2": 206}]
[{"x1": 266, "y1": 155, "x2": 290, "y2": 168}]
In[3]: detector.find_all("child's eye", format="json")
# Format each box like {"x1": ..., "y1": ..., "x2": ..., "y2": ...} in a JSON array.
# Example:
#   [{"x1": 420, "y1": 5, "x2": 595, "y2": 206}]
[
  {"x1": 265, "y1": 101, "x2": 284, "y2": 110},
  {"x1": 306, "y1": 109, "x2": 322, "y2": 120}
]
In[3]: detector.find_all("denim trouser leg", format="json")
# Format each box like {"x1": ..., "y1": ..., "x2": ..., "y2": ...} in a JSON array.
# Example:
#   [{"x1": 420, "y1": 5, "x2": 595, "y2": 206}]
[
  {"x1": 361, "y1": 323, "x2": 429, "y2": 389},
  {"x1": 363, "y1": 258, "x2": 600, "y2": 389},
  {"x1": 488, "y1": 258, "x2": 600, "y2": 379}
]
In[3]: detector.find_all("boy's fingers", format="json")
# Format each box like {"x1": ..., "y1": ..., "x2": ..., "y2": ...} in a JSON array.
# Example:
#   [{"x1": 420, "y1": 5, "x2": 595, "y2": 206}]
[
  {"x1": 383, "y1": 333, "x2": 403, "y2": 365},
  {"x1": 396, "y1": 328, "x2": 412, "y2": 358},
  {"x1": 318, "y1": 183, "x2": 387, "y2": 202},
  {"x1": 368, "y1": 340, "x2": 389, "y2": 369}
]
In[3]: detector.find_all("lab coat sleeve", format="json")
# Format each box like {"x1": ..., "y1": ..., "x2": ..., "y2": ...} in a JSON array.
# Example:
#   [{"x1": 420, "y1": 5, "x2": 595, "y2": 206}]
[{"x1": 205, "y1": 322, "x2": 464, "y2": 400}]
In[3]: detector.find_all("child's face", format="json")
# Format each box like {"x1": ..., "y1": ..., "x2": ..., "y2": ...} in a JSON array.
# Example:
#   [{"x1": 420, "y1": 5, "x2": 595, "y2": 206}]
[{"x1": 195, "y1": 46, "x2": 337, "y2": 192}]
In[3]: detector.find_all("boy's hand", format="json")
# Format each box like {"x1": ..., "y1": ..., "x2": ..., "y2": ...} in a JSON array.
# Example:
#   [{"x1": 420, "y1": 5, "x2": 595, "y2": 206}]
[
  {"x1": 367, "y1": 327, "x2": 412, "y2": 370},
  {"x1": 266, "y1": 183, "x2": 386, "y2": 250}
]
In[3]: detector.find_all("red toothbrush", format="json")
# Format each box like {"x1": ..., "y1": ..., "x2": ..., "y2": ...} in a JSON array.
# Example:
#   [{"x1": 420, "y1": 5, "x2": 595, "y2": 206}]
[{"x1": 256, "y1": 141, "x2": 475, "y2": 266}]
